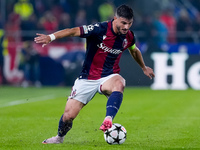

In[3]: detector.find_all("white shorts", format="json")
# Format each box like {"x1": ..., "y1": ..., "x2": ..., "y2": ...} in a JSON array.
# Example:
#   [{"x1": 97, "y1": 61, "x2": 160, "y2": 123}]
[{"x1": 68, "y1": 74, "x2": 119, "y2": 104}]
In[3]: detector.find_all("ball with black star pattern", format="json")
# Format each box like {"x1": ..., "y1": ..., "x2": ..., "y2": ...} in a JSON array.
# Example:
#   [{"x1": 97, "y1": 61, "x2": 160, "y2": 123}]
[{"x1": 104, "y1": 123, "x2": 127, "y2": 145}]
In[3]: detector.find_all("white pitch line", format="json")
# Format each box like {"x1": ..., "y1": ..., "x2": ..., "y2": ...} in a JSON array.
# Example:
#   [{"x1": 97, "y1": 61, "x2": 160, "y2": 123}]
[{"x1": 0, "y1": 95, "x2": 57, "y2": 108}]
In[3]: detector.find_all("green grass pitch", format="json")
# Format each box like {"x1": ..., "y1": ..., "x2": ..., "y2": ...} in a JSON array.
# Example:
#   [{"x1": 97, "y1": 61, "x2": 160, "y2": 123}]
[{"x1": 0, "y1": 86, "x2": 200, "y2": 150}]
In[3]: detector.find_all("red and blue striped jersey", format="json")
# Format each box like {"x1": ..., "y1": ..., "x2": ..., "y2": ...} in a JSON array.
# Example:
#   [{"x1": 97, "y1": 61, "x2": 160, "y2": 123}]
[{"x1": 79, "y1": 19, "x2": 136, "y2": 80}]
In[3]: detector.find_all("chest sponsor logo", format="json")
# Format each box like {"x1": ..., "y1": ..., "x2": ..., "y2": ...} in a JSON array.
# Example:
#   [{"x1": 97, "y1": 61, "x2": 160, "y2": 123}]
[{"x1": 97, "y1": 43, "x2": 122, "y2": 55}]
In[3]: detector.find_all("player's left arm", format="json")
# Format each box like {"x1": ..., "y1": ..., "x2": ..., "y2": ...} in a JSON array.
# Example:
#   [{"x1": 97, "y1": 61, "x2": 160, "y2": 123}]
[{"x1": 128, "y1": 45, "x2": 155, "y2": 79}]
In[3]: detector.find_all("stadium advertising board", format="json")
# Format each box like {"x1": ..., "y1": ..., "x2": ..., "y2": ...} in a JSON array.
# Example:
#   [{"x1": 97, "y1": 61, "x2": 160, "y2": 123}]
[
  {"x1": 120, "y1": 52, "x2": 200, "y2": 90},
  {"x1": 151, "y1": 53, "x2": 200, "y2": 90}
]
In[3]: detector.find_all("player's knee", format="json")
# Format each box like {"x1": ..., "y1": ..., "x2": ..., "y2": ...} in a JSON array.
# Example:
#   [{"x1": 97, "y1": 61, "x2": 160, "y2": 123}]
[
  {"x1": 63, "y1": 111, "x2": 76, "y2": 122},
  {"x1": 120, "y1": 78, "x2": 126, "y2": 91},
  {"x1": 113, "y1": 77, "x2": 126, "y2": 92},
  {"x1": 121, "y1": 78, "x2": 126, "y2": 87}
]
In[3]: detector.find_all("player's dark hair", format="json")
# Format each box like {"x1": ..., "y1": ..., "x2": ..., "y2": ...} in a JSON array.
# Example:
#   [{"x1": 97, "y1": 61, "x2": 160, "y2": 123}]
[{"x1": 116, "y1": 4, "x2": 134, "y2": 20}]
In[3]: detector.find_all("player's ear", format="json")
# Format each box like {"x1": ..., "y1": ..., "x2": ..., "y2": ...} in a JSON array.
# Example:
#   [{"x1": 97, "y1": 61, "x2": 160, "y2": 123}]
[{"x1": 114, "y1": 16, "x2": 117, "y2": 20}]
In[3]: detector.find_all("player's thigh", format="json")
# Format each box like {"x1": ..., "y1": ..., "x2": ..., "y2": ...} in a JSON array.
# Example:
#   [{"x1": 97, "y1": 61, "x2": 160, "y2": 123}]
[
  {"x1": 69, "y1": 78, "x2": 99, "y2": 104},
  {"x1": 63, "y1": 98, "x2": 85, "y2": 121},
  {"x1": 101, "y1": 74, "x2": 126, "y2": 95}
]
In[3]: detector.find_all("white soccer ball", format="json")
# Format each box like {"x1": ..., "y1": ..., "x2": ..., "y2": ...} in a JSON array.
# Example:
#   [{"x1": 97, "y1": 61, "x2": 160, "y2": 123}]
[{"x1": 104, "y1": 123, "x2": 127, "y2": 145}]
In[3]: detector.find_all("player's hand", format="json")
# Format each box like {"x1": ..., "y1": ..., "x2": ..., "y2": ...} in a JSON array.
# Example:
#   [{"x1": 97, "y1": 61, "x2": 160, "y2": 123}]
[
  {"x1": 34, "y1": 33, "x2": 51, "y2": 47},
  {"x1": 142, "y1": 66, "x2": 155, "y2": 79}
]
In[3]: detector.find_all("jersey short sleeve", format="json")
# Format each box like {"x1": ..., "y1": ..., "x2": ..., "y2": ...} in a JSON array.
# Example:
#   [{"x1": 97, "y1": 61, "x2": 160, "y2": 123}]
[
  {"x1": 79, "y1": 23, "x2": 102, "y2": 38},
  {"x1": 79, "y1": 22, "x2": 107, "y2": 38}
]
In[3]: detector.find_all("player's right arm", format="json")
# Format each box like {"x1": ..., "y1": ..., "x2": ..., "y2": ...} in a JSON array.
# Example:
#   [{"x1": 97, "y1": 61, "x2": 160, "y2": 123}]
[{"x1": 34, "y1": 27, "x2": 80, "y2": 47}]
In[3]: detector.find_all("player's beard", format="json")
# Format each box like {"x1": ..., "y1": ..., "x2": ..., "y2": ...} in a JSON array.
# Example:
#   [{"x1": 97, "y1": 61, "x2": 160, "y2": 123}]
[{"x1": 116, "y1": 25, "x2": 128, "y2": 35}]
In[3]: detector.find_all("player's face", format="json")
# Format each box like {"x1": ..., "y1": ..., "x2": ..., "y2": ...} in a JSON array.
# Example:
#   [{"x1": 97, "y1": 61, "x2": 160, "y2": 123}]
[{"x1": 115, "y1": 17, "x2": 133, "y2": 35}]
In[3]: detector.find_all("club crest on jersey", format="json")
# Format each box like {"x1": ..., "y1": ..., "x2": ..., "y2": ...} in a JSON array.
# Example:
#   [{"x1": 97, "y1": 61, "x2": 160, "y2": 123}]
[
  {"x1": 122, "y1": 39, "x2": 128, "y2": 48},
  {"x1": 123, "y1": 39, "x2": 128, "y2": 48},
  {"x1": 97, "y1": 43, "x2": 122, "y2": 55}
]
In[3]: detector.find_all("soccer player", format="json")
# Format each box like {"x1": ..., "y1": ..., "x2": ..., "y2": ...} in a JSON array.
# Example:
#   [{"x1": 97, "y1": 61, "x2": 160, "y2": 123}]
[{"x1": 34, "y1": 4, "x2": 155, "y2": 144}]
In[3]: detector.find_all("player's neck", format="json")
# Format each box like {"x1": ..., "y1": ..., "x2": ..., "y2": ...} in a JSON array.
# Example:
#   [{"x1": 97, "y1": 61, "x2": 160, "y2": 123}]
[{"x1": 112, "y1": 20, "x2": 118, "y2": 34}]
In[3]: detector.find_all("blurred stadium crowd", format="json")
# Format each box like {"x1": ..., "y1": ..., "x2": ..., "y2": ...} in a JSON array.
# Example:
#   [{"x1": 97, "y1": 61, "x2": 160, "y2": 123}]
[
  {"x1": 1, "y1": 0, "x2": 200, "y2": 44},
  {"x1": 1, "y1": 0, "x2": 200, "y2": 86}
]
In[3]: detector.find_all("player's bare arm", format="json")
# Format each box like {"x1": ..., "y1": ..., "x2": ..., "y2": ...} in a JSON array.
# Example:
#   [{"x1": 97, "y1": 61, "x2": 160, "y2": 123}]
[
  {"x1": 128, "y1": 46, "x2": 155, "y2": 79},
  {"x1": 34, "y1": 27, "x2": 80, "y2": 47}
]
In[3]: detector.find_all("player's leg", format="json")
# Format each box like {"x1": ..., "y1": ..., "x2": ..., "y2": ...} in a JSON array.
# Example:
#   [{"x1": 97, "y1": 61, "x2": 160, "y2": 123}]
[
  {"x1": 101, "y1": 74, "x2": 125, "y2": 95},
  {"x1": 102, "y1": 74, "x2": 125, "y2": 119},
  {"x1": 42, "y1": 98, "x2": 85, "y2": 144},
  {"x1": 58, "y1": 98, "x2": 85, "y2": 136},
  {"x1": 99, "y1": 74, "x2": 125, "y2": 131},
  {"x1": 42, "y1": 78, "x2": 99, "y2": 143}
]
